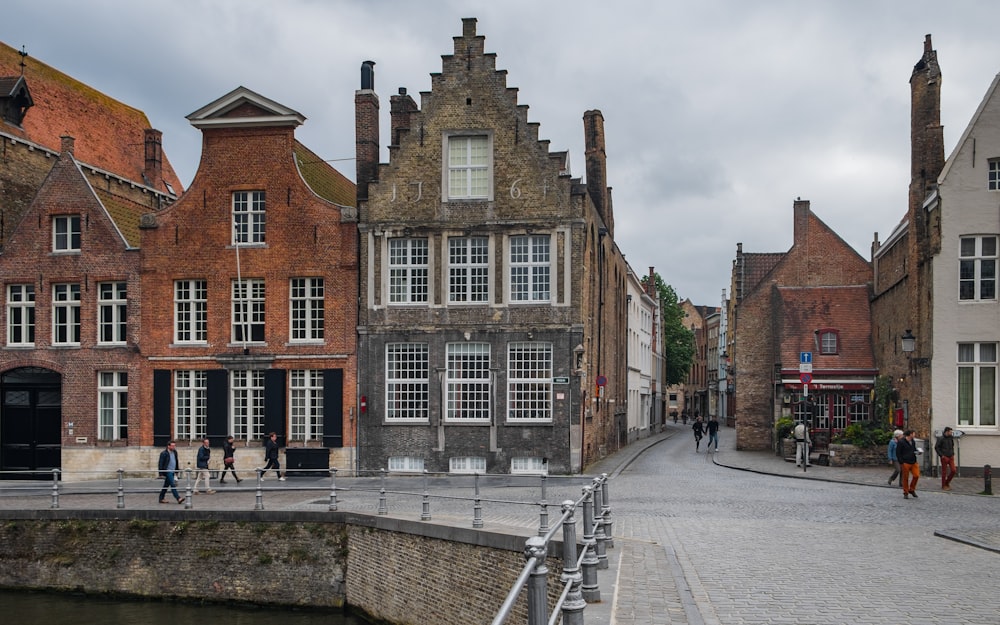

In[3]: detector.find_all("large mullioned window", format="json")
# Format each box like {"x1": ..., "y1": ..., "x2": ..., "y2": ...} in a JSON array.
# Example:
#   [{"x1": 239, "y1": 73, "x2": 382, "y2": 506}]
[
  {"x1": 174, "y1": 370, "x2": 206, "y2": 440},
  {"x1": 958, "y1": 342, "x2": 997, "y2": 428},
  {"x1": 290, "y1": 278, "x2": 324, "y2": 342},
  {"x1": 447, "y1": 135, "x2": 490, "y2": 199},
  {"x1": 233, "y1": 191, "x2": 266, "y2": 244},
  {"x1": 7, "y1": 284, "x2": 35, "y2": 346},
  {"x1": 959, "y1": 235, "x2": 997, "y2": 301},
  {"x1": 449, "y1": 236, "x2": 489, "y2": 303},
  {"x1": 290, "y1": 369, "x2": 324, "y2": 441},
  {"x1": 98, "y1": 371, "x2": 128, "y2": 441},
  {"x1": 389, "y1": 238, "x2": 429, "y2": 304},
  {"x1": 507, "y1": 342, "x2": 553, "y2": 422},
  {"x1": 446, "y1": 343, "x2": 491, "y2": 422},
  {"x1": 510, "y1": 235, "x2": 550, "y2": 302},
  {"x1": 386, "y1": 343, "x2": 429, "y2": 421},
  {"x1": 52, "y1": 283, "x2": 81, "y2": 345},
  {"x1": 98, "y1": 281, "x2": 127, "y2": 345},
  {"x1": 175, "y1": 280, "x2": 207, "y2": 343}
]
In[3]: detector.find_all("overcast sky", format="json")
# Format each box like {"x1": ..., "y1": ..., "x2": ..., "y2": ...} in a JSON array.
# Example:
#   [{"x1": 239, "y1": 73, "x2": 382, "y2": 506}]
[{"x1": 5, "y1": 1, "x2": 1000, "y2": 306}]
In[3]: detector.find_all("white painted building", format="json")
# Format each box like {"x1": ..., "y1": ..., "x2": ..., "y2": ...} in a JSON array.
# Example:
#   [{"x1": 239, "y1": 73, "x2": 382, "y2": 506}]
[{"x1": 626, "y1": 265, "x2": 660, "y2": 443}]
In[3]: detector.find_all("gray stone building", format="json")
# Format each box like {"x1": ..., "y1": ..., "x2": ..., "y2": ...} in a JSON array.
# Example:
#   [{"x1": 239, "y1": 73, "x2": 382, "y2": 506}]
[{"x1": 354, "y1": 18, "x2": 628, "y2": 475}]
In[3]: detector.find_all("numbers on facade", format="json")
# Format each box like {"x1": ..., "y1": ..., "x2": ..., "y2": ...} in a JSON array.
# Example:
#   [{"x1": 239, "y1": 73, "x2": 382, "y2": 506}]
[{"x1": 510, "y1": 179, "x2": 522, "y2": 199}]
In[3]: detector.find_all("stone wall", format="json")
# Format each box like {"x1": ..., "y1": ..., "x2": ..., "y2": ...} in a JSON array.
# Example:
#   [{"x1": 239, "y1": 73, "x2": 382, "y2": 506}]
[
  {"x1": 0, "y1": 509, "x2": 561, "y2": 624},
  {"x1": 827, "y1": 443, "x2": 888, "y2": 467}
]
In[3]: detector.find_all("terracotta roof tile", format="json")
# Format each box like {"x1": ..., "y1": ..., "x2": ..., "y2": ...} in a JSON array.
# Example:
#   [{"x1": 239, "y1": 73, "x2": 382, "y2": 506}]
[{"x1": 775, "y1": 285, "x2": 875, "y2": 371}]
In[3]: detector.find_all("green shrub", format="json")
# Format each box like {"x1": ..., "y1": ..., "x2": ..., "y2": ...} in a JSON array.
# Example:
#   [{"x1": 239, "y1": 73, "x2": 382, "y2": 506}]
[
  {"x1": 775, "y1": 417, "x2": 795, "y2": 440},
  {"x1": 833, "y1": 421, "x2": 893, "y2": 448}
]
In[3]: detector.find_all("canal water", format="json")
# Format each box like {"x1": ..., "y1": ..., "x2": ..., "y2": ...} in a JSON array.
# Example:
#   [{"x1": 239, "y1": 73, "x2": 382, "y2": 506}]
[{"x1": 2, "y1": 589, "x2": 366, "y2": 624}]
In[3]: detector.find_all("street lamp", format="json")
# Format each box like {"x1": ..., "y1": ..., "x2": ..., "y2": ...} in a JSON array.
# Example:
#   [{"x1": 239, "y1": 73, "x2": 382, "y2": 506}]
[{"x1": 901, "y1": 329, "x2": 916, "y2": 354}]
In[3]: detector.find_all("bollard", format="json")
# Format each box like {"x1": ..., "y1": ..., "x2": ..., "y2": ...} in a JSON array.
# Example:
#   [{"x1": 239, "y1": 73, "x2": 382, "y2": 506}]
[
  {"x1": 985, "y1": 464, "x2": 993, "y2": 496},
  {"x1": 524, "y1": 536, "x2": 549, "y2": 625},
  {"x1": 51, "y1": 468, "x2": 60, "y2": 509},
  {"x1": 116, "y1": 468, "x2": 125, "y2": 509},
  {"x1": 377, "y1": 468, "x2": 388, "y2": 515},
  {"x1": 473, "y1": 473, "x2": 483, "y2": 528},
  {"x1": 421, "y1": 470, "x2": 432, "y2": 521},
  {"x1": 592, "y1": 478, "x2": 608, "y2": 569},
  {"x1": 328, "y1": 467, "x2": 338, "y2": 511},
  {"x1": 560, "y1": 500, "x2": 586, "y2": 625},
  {"x1": 580, "y1": 485, "x2": 600, "y2": 602},
  {"x1": 538, "y1": 474, "x2": 549, "y2": 536},
  {"x1": 184, "y1": 468, "x2": 193, "y2": 509},
  {"x1": 255, "y1": 468, "x2": 265, "y2": 511},
  {"x1": 600, "y1": 473, "x2": 614, "y2": 549}
]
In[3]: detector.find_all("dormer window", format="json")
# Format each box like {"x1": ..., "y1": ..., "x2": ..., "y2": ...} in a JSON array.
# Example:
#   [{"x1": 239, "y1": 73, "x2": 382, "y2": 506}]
[
  {"x1": 53, "y1": 215, "x2": 81, "y2": 252},
  {"x1": 818, "y1": 329, "x2": 839, "y2": 355},
  {"x1": 0, "y1": 75, "x2": 34, "y2": 126}
]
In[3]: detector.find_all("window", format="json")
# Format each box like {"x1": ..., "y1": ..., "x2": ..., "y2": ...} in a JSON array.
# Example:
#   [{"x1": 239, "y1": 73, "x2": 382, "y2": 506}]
[
  {"x1": 53, "y1": 215, "x2": 80, "y2": 252},
  {"x1": 174, "y1": 370, "x2": 206, "y2": 440},
  {"x1": 449, "y1": 236, "x2": 489, "y2": 303},
  {"x1": 386, "y1": 343, "x2": 429, "y2": 421},
  {"x1": 449, "y1": 456, "x2": 486, "y2": 474},
  {"x1": 6, "y1": 284, "x2": 34, "y2": 346},
  {"x1": 290, "y1": 278, "x2": 324, "y2": 342},
  {"x1": 447, "y1": 135, "x2": 490, "y2": 199},
  {"x1": 830, "y1": 394, "x2": 847, "y2": 430},
  {"x1": 819, "y1": 330, "x2": 839, "y2": 355},
  {"x1": 511, "y1": 457, "x2": 548, "y2": 475},
  {"x1": 509, "y1": 235, "x2": 550, "y2": 302},
  {"x1": 290, "y1": 369, "x2": 324, "y2": 441},
  {"x1": 98, "y1": 371, "x2": 128, "y2": 440},
  {"x1": 959, "y1": 236, "x2": 997, "y2": 300},
  {"x1": 958, "y1": 343, "x2": 997, "y2": 427},
  {"x1": 446, "y1": 343, "x2": 491, "y2": 422},
  {"x1": 388, "y1": 457, "x2": 425, "y2": 473},
  {"x1": 233, "y1": 191, "x2": 266, "y2": 244},
  {"x1": 389, "y1": 238, "x2": 429, "y2": 304},
  {"x1": 175, "y1": 280, "x2": 207, "y2": 343},
  {"x1": 52, "y1": 283, "x2": 81, "y2": 345},
  {"x1": 232, "y1": 279, "x2": 265, "y2": 343},
  {"x1": 507, "y1": 342, "x2": 553, "y2": 421},
  {"x1": 98, "y1": 281, "x2": 127, "y2": 345},
  {"x1": 232, "y1": 369, "x2": 265, "y2": 440},
  {"x1": 990, "y1": 159, "x2": 1000, "y2": 191}
]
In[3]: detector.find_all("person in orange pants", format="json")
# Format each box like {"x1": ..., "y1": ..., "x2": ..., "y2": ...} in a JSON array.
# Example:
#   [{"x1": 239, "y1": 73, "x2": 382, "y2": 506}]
[
  {"x1": 935, "y1": 427, "x2": 957, "y2": 490},
  {"x1": 897, "y1": 430, "x2": 921, "y2": 498}
]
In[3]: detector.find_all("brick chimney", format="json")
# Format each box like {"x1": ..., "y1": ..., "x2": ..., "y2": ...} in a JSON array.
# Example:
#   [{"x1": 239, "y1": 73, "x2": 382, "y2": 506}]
[
  {"x1": 390, "y1": 87, "x2": 419, "y2": 148},
  {"x1": 792, "y1": 198, "x2": 810, "y2": 246},
  {"x1": 584, "y1": 109, "x2": 613, "y2": 237},
  {"x1": 355, "y1": 60, "x2": 380, "y2": 203},
  {"x1": 143, "y1": 128, "x2": 162, "y2": 188},
  {"x1": 59, "y1": 134, "x2": 74, "y2": 155},
  {"x1": 647, "y1": 266, "x2": 656, "y2": 297}
]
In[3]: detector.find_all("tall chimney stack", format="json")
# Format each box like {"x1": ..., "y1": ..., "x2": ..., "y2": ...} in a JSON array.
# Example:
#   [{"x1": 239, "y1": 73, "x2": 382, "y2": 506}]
[
  {"x1": 584, "y1": 110, "x2": 613, "y2": 237},
  {"x1": 143, "y1": 128, "x2": 162, "y2": 189},
  {"x1": 355, "y1": 60, "x2": 380, "y2": 203}
]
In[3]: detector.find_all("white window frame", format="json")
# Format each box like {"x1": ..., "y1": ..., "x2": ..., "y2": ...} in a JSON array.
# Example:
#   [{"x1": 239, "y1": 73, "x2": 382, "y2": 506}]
[
  {"x1": 445, "y1": 343, "x2": 491, "y2": 422},
  {"x1": 509, "y1": 235, "x2": 551, "y2": 303},
  {"x1": 6, "y1": 284, "x2": 35, "y2": 346},
  {"x1": 448, "y1": 236, "x2": 489, "y2": 303},
  {"x1": 232, "y1": 278, "x2": 266, "y2": 344},
  {"x1": 445, "y1": 134, "x2": 492, "y2": 200},
  {"x1": 959, "y1": 235, "x2": 997, "y2": 301},
  {"x1": 388, "y1": 238, "x2": 429, "y2": 304},
  {"x1": 53, "y1": 215, "x2": 81, "y2": 252},
  {"x1": 233, "y1": 190, "x2": 266, "y2": 245},
  {"x1": 232, "y1": 369, "x2": 265, "y2": 441},
  {"x1": 388, "y1": 457, "x2": 425, "y2": 473},
  {"x1": 98, "y1": 371, "x2": 128, "y2": 441},
  {"x1": 52, "y1": 283, "x2": 81, "y2": 345},
  {"x1": 174, "y1": 370, "x2": 207, "y2": 440},
  {"x1": 507, "y1": 342, "x2": 553, "y2": 422},
  {"x1": 958, "y1": 342, "x2": 997, "y2": 428},
  {"x1": 98, "y1": 281, "x2": 127, "y2": 345},
  {"x1": 290, "y1": 369, "x2": 324, "y2": 441},
  {"x1": 174, "y1": 280, "x2": 207, "y2": 344},
  {"x1": 290, "y1": 277, "x2": 324, "y2": 342},
  {"x1": 989, "y1": 158, "x2": 1000, "y2": 191},
  {"x1": 511, "y1": 457, "x2": 548, "y2": 475},
  {"x1": 386, "y1": 343, "x2": 430, "y2": 421},
  {"x1": 819, "y1": 330, "x2": 839, "y2": 355},
  {"x1": 449, "y1": 456, "x2": 486, "y2": 474}
]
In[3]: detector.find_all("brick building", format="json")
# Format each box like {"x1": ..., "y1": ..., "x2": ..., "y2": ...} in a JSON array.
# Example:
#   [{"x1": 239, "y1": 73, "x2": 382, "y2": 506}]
[
  {"x1": 0, "y1": 43, "x2": 181, "y2": 476},
  {"x1": 730, "y1": 200, "x2": 875, "y2": 450},
  {"x1": 139, "y1": 87, "x2": 358, "y2": 471},
  {"x1": 354, "y1": 19, "x2": 628, "y2": 475}
]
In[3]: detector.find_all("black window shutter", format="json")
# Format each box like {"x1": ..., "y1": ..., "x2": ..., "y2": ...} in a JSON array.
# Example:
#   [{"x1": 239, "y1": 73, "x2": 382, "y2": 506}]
[
  {"x1": 264, "y1": 368, "x2": 287, "y2": 445},
  {"x1": 153, "y1": 369, "x2": 172, "y2": 447},
  {"x1": 206, "y1": 369, "x2": 228, "y2": 445},
  {"x1": 323, "y1": 368, "x2": 344, "y2": 448}
]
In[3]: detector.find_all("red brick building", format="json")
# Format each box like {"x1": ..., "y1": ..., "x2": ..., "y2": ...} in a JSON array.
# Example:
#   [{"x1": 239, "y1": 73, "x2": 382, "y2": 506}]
[{"x1": 139, "y1": 87, "x2": 358, "y2": 471}]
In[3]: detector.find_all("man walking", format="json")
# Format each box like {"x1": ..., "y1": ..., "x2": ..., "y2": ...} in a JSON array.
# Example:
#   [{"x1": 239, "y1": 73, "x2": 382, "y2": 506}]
[
  {"x1": 706, "y1": 415, "x2": 720, "y2": 452},
  {"x1": 193, "y1": 437, "x2": 216, "y2": 494},
  {"x1": 157, "y1": 441, "x2": 185, "y2": 504},
  {"x1": 935, "y1": 426, "x2": 957, "y2": 491},
  {"x1": 897, "y1": 429, "x2": 921, "y2": 499},
  {"x1": 793, "y1": 420, "x2": 811, "y2": 467}
]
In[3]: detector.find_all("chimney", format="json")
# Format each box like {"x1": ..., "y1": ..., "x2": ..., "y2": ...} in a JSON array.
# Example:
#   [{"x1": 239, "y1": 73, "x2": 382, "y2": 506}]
[
  {"x1": 584, "y1": 109, "x2": 612, "y2": 236},
  {"x1": 355, "y1": 60, "x2": 380, "y2": 203},
  {"x1": 792, "y1": 197, "x2": 810, "y2": 245},
  {"x1": 143, "y1": 129, "x2": 162, "y2": 188},
  {"x1": 390, "y1": 87, "x2": 419, "y2": 148},
  {"x1": 647, "y1": 266, "x2": 656, "y2": 297},
  {"x1": 59, "y1": 134, "x2": 75, "y2": 155},
  {"x1": 910, "y1": 34, "x2": 944, "y2": 194}
]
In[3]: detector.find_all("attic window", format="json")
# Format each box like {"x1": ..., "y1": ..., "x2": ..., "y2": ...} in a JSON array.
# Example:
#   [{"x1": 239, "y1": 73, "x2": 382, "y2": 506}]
[
  {"x1": 818, "y1": 329, "x2": 839, "y2": 355},
  {"x1": 989, "y1": 159, "x2": 1000, "y2": 191},
  {"x1": 466, "y1": 98, "x2": 472, "y2": 105}
]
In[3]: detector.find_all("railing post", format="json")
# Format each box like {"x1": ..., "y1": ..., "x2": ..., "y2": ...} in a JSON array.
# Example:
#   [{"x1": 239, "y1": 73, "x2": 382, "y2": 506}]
[
  {"x1": 184, "y1": 468, "x2": 193, "y2": 509},
  {"x1": 473, "y1": 472, "x2": 483, "y2": 528},
  {"x1": 600, "y1": 473, "x2": 614, "y2": 549},
  {"x1": 985, "y1": 464, "x2": 993, "y2": 496},
  {"x1": 50, "y1": 468, "x2": 60, "y2": 509},
  {"x1": 421, "y1": 470, "x2": 432, "y2": 521},
  {"x1": 255, "y1": 468, "x2": 265, "y2": 511},
  {"x1": 377, "y1": 468, "x2": 388, "y2": 515},
  {"x1": 592, "y1": 477, "x2": 608, "y2": 569},
  {"x1": 560, "y1": 500, "x2": 586, "y2": 625},
  {"x1": 538, "y1": 474, "x2": 549, "y2": 536},
  {"x1": 116, "y1": 468, "x2": 125, "y2": 509},
  {"x1": 524, "y1": 536, "x2": 548, "y2": 625},
  {"x1": 328, "y1": 467, "x2": 338, "y2": 511},
  {"x1": 580, "y1": 485, "x2": 601, "y2": 602}
]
